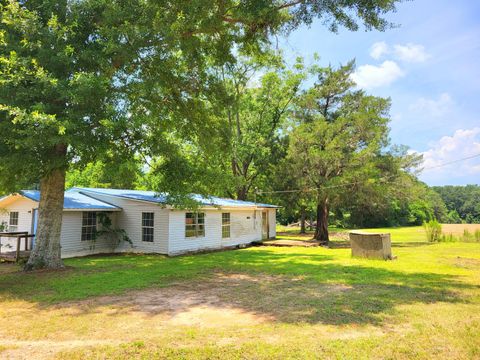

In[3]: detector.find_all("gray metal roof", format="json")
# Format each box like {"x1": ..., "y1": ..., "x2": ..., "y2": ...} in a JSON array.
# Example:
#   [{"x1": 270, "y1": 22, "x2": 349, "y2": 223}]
[
  {"x1": 20, "y1": 190, "x2": 121, "y2": 210},
  {"x1": 71, "y1": 187, "x2": 279, "y2": 208}
]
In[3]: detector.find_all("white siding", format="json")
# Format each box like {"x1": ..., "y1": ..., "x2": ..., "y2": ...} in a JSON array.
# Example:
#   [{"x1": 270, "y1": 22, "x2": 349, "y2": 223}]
[
  {"x1": 168, "y1": 209, "x2": 263, "y2": 255},
  {"x1": 0, "y1": 197, "x2": 36, "y2": 253},
  {"x1": 79, "y1": 192, "x2": 169, "y2": 254},
  {"x1": 1, "y1": 193, "x2": 277, "y2": 258},
  {"x1": 268, "y1": 209, "x2": 277, "y2": 239},
  {"x1": 0, "y1": 196, "x2": 140, "y2": 258},
  {"x1": 60, "y1": 212, "x2": 126, "y2": 258}
]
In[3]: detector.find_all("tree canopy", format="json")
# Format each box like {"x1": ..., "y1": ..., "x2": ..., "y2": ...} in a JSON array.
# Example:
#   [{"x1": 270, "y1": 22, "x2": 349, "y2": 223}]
[
  {"x1": 433, "y1": 185, "x2": 480, "y2": 223},
  {"x1": 0, "y1": 0, "x2": 404, "y2": 269}
]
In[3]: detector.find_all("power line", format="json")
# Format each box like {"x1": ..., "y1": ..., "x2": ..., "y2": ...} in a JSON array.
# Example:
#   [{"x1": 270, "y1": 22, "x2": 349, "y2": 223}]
[
  {"x1": 420, "y1": 152, "x2": 480, "y2": 170},
  {"x1": 256, "y1": 152, "x2": 480, "y2": 195}
]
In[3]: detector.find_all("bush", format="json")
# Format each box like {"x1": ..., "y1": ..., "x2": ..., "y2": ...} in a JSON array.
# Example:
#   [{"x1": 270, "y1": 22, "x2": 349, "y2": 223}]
[
  {"x1": 423, "y1": 219, "x2": 442, "y2": 242},
  {"x1": 439, "y1": 233, "x2": 457, "y2": 242}
]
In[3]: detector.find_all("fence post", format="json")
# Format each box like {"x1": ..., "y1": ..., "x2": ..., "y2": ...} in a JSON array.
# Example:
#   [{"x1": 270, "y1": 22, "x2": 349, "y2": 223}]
[{"x1": 16, "y1": 236, "x2": 21, "y2": 262}]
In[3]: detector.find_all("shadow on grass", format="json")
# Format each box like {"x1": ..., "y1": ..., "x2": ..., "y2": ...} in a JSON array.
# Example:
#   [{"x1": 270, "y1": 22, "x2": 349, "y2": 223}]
[
  {"x1": 0, "y1": 248, "x2": 474, "y2": 326},
  {"x1": 328, "y1": 240, "x2": 351, "y2": 249},
  {"x1": 392, "y1": 242, "x2": 436, "y2": 248}
]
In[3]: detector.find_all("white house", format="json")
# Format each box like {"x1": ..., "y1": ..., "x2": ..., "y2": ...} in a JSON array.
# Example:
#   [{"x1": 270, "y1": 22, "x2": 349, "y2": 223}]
[{"x1": 0, "y1": 188, "x2": 278, "y2": 258}]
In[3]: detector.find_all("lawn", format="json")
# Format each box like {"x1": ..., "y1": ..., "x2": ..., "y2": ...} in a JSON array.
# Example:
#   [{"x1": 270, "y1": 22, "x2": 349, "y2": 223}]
[{"x1": 0, "y1": 227, "x2": 479, "y2": 359}]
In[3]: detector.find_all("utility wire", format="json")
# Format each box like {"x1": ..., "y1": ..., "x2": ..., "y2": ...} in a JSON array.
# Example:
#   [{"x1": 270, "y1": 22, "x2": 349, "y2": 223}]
[
  {"x1": 256, "y1": 152, "x2": 480, "y2": 195},
  {"x1": 419, "y1": 152, "x2": 480, "y2": 170}
]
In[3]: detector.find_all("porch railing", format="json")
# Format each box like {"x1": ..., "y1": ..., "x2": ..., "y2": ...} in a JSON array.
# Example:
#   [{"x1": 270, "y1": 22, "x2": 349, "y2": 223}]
[{"x1": 0, "y1": 232, "x2": 35, "y2": 262}]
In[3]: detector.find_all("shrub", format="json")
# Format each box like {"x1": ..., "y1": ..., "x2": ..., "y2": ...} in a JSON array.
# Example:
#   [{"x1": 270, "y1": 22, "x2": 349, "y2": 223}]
[
  {"x1": 423, "y1": 219, "x2": 442, "y2": 242},
  {"x1": 439, "y1": 233, "x2": 456, "y2": 242},
  {"x1": 475, "y1": 230, "x2": 480, "y2": 242}
]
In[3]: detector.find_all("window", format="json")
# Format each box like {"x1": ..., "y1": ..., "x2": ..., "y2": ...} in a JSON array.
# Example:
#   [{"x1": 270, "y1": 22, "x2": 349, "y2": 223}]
[
  {"x1": 142, "y1": 212, "x2": 154, "y2": 242},
  {"x1": 222, "y1": 213, "x2": 230, "y2": 238},
  {"x1": 81, "y1": 212, "x2": 97, "y2": 241},
  {"x1": 9, "y1": 211, "x2": 18, "y2": 232},
  {"x1": 185, "y1": 212, "x2": 205, "y2": 238}
]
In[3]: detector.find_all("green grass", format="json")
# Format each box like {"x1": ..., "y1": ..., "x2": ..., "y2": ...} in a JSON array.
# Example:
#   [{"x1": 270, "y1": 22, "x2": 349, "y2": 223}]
[
  {"x1": 360, "y1": 226, "x2": 426, "y2": 243},
  {"x1": 0, "y1": 226, "x2": 479, "y2": 359},
  {"x1": 276, "y1": 225, "x2": 426, "y2": 244}
]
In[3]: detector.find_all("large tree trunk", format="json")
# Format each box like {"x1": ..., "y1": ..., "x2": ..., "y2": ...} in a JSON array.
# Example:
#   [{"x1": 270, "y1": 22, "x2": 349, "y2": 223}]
[
  {"x1": 24, "y1": 168, "x2": 66, "y2": 271},
  {"x1": 314, "y1": 197, "x2": 329, "y2": 245},
  {"x1": 300, "y1": 206, "x2": 306, "y2": 234},
  {"x1": 236, "y1": 185, "x2": 248, "y2": 201}
]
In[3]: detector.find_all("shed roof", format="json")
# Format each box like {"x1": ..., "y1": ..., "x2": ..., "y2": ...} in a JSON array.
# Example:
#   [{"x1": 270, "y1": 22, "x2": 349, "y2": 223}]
[
  {"x1": 71, "y1": 187, "x2": 279, "y2": 209},
  {"x1": 19, "y1": 190, "x2": 121, "y2": 211}
]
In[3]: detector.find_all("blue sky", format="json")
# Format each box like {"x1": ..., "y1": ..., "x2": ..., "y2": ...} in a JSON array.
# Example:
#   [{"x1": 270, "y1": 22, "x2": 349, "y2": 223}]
[{"x1": 280, "y1": 0, "x2": 480, "y2": 186}]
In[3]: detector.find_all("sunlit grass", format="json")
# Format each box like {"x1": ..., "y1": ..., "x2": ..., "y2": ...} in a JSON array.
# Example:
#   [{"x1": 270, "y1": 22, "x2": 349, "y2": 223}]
[{"x1": 0, "y1": 225, "x2": 479, "y2": 359}]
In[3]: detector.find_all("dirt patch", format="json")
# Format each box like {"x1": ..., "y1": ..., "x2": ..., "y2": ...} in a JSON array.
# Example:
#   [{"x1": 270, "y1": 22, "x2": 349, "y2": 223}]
[
  {"x1": 453, "y1": 256, "x2": 480, "y2": 269},
  {"x1": 263, "y1": 239, "x2": 320, "y2": 247},
  {"x1": 62, "y1": 274, "x2": 281, "y2": 328},
  {"x1": 276, "y1": 231, "x2": 314, "y2": 238},
  {"x1": 0, "y1": 340, "x2": 119, "y2": 360}
]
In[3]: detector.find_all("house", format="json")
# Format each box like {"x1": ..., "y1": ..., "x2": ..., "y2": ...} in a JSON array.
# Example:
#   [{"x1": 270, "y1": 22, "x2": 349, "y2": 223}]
[{"x1": 0, "y1": 188, "x2": 278, "y2": 258}]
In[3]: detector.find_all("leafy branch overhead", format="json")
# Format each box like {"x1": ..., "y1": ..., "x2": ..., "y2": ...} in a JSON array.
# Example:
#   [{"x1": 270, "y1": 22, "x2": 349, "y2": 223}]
[{"x1": 0, "y1": 0, "x2": 403, "y2": 269}]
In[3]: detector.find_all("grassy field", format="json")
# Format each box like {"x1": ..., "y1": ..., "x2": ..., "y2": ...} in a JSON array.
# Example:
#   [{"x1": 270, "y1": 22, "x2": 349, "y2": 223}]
[
  {"x1": 277, "y1": 225, "x2": 427, "y2": 244},
  {"x1": 0, "y1": 226, "x2": 479, "y2": 359}
]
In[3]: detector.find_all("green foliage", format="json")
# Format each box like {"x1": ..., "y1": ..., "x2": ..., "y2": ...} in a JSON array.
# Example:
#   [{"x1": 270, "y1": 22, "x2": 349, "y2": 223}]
[
  {"x1": 144, "y1": 53, "x2": 304, "y2": 202},
  {"x1": 94, "y1": 212, "x2": 132, "y2": 252},
  {"x1": 423, "y1": 219, "x2": 442, "y2": 242},
  {"x1": 0, "y1": 220, "x2": 7, "y2": 232},
  {"x1": 284, "y1": 61, "x2": 394, "y2": 238},
  {"x1": 446, "y1": 209, "x2": 462, "y2": 224},
  {"x1": 0, "y1": 0, "x2": 404, "y2": 264},
  {"x1": 433, "y1": 185, "x2": 480, "y2": 223},
  {"x1": 66, "y1": 159, "x2": 145, "y2": 190}
]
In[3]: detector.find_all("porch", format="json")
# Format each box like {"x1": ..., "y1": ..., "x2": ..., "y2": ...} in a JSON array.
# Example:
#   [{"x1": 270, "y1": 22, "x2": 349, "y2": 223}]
[{"x1": 0, "y1": 232, "x2": 35, "y2": 262}]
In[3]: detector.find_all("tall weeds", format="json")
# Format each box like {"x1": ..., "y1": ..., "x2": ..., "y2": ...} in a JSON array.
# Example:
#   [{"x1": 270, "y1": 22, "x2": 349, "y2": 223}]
[{"x1": 423, "y1": 219, "x2": 442, "y2": 242}]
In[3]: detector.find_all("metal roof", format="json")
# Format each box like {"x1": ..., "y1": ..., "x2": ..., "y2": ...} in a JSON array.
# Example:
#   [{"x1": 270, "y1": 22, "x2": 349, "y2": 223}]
[
  {"x1": 20, "y1": 190, "x2": 121, "y2": 211},
  {"x1": 71, "y1": 187, "x2": 279, "y2": 208}
]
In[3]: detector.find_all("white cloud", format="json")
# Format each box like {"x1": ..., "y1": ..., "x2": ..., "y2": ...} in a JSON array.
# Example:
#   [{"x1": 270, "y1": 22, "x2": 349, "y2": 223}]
[
  {"x1": 409, "y1": 93, "x2": 454, "y2": 117},
  {"x1": 368, "y1": 42, "x2": 430, "y2": 63},
  {"x1": 370, "y1": 41, "x2": 389, "y2": 59},
  {"x1": 393, "y1": 43, "x2": 430, "y2": 63},
  {"x1": 351, "y1": 61, "x2": 404, "y2": 89},
  {"x1": 418, "y1": 128, "x2": 480, "y2": 181}
]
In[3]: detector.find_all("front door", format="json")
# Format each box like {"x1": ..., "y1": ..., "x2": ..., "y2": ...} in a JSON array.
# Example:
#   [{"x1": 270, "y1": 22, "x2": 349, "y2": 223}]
[{"x1": 262, "y1": 211, "x2": 269, "y2": 240}]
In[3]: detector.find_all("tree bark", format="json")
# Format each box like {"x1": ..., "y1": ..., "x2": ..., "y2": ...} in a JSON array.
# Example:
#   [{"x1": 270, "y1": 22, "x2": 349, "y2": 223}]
[
  {"x1": 24, "y1": 167, "x2": 66, "y2": 271},
  {"x1": 236, "y1": 186, "x2": 248, "y2": 201},
  {"x1": 314, "y1": 197, "x2": 329, "y2": 245},
  {"x1": 300, "y1": 206, "x2": 306, "y2": 234}
]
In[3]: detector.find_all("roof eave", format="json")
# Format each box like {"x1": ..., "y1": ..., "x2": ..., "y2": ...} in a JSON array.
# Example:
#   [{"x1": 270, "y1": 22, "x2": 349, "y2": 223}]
[{"x1": 63, "y1": 208, "x2": 122, "y2": 212}]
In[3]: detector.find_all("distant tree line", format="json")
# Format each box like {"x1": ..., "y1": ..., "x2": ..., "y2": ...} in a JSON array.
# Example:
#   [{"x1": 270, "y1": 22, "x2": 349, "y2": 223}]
[{"x1": 432, "y1": 185, "x2": 480, "y2": 224}]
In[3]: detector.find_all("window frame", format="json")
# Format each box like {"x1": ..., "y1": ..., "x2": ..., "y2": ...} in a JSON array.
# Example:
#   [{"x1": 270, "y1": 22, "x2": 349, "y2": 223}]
[
  {"x1": 221, "y1": 212, "x2": 231, "y2": 239},
  {"x1": 142, "y1": 212, "x2": 155, "y2": 242},
  {"x1": 81, "y1": 212, "x2": 97, "y2": 241},
  {"x1": 185, "y1": 212, "x2": 205, "y2": 238},
  {"x1": 9, "y1": 211, "x2": 18, "y2": 232}
]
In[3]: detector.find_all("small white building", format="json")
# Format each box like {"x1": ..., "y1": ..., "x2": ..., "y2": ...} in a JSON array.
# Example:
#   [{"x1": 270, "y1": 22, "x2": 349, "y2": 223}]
[{"x1": 0, "y1": 188, "x2": 277, "y2": 258}]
